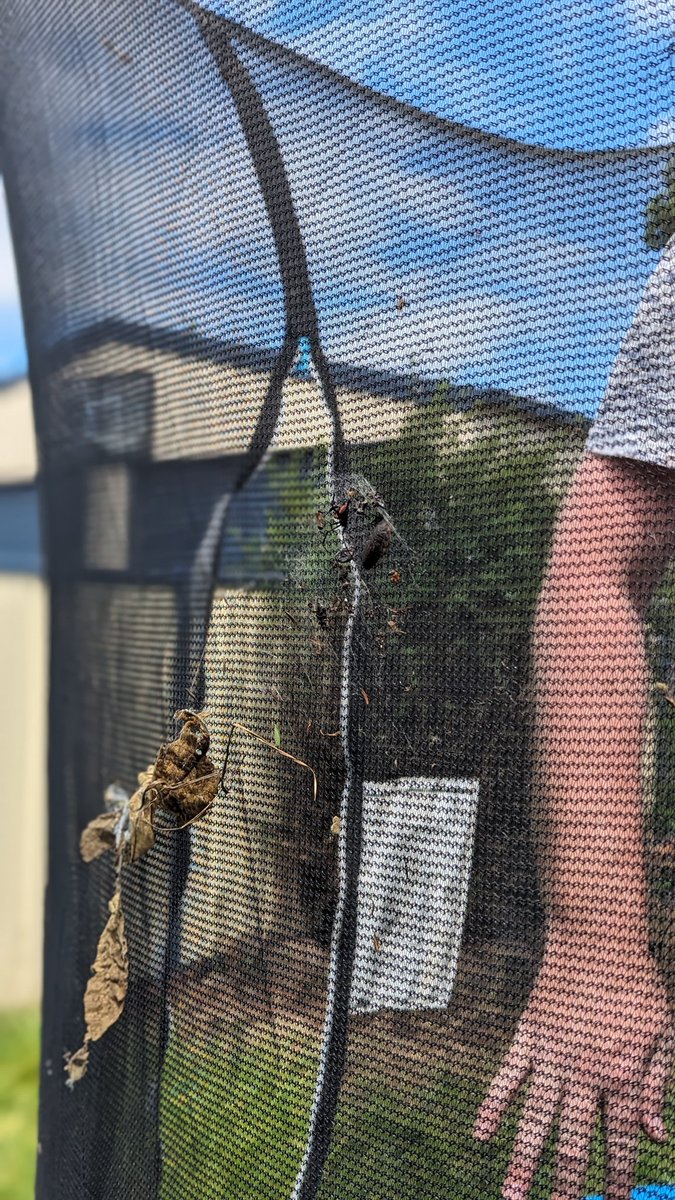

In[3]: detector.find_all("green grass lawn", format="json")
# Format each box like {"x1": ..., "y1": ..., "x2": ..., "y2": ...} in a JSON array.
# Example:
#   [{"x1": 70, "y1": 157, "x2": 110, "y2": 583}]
[
  {"x1": 160, "y1": 1026, "x2": 675, "y2": 1200},
  {"x1": 0, "y1": 1009, "x2": 39, "y2": 1200},
  {"x1": 2, "y1": 1002, "x2": 674, "y2": 1199}
]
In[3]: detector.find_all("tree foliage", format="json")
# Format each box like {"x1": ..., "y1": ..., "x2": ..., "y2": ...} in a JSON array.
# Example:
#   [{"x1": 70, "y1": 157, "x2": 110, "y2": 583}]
[{"x1": 645, "y1": 156, "x2": 675, "y2": 251}]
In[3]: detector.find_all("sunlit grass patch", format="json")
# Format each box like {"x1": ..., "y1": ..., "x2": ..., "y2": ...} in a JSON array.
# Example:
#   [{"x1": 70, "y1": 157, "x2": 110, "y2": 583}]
[{"x1": 0, "y1": 1009, "x2": 39, "y2": 1200}]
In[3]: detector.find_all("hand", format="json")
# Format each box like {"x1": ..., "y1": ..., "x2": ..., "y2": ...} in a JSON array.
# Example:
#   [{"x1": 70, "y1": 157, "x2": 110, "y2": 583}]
[{"x1": 472, "y1": 926, "x2": 672, "y2": 1200}]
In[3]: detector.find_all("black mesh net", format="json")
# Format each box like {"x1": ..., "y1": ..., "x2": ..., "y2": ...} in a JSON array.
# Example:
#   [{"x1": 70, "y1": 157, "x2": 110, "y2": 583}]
[{"x1": 2, "y1": 2, "x2": 675, "y2": 1197}]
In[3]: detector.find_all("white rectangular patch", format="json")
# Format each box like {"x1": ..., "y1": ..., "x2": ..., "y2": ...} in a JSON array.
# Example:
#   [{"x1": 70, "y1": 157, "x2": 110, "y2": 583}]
[{"x1": 350, "y1": 776, "x2": 480, "y2": 1013}]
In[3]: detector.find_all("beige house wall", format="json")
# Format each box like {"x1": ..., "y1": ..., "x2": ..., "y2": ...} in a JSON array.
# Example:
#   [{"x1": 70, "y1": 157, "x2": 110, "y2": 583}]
[
  {"x1": 0, "y1": 378, "x2": 38, "y2": 482},
  {"x1": 0, "y1": 377, "x2": 46, "y2": 1009},
  {"x1": 56, "y1": 339, "x2": 418, "y2": 456},
  {"x1": 58, "y1": 337, "x2": 578, "y2": 466},
  {"x1": 0, "y1": 572, "x2": 47, "y2": 1008}
]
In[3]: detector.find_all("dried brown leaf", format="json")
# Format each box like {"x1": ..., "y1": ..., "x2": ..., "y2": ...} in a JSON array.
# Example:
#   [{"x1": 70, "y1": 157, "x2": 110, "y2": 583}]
[
  {"x1": 69, "y1": 713, "x2": 222, "y2": 1085},
  {"x1": 80, "y1": 812, "x2": 118, "y2": 863},
  {"x1": 83, "y1": 886, "x2": 128, "y2": 1043},
  {"x1": 65, "y1": 885, "x2": 128, "y2": 1085},
  {"x1": 160, "y1": 754, "x2": 220, "y2": 822},
  {"x1": 140, "y1": 712, "x2": 223, "y2": 825},
  {"x1": 124, "y1": 778, "x2": 156, "y2": 862},
  {"x1": 137, "y1": 764, "x2": 154, "y2": 786},
  {"x1": 153, "y1": 710, "x2": 211, "y2": 786}
]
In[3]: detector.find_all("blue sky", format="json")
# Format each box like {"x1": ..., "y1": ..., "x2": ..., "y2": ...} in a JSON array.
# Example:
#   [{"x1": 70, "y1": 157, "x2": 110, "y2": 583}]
[
  {"x1": 237, "y1": 38, "x2": 669, "y2": 412},
  {"x1": 204, "y1": 0, "x2": 675, "y2": 149},
  {"x1": 0, "y1": 184, "x2": 27, "y2": 382},
  {"x1": 0, "y1": 0, "x2": 673, "y2": 411}
]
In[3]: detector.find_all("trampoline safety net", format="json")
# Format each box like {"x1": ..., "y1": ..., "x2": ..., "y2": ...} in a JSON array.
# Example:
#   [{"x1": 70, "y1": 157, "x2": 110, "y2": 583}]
[{"x1": 2, "y1": 2, "x2": 675, "y2": 1198}]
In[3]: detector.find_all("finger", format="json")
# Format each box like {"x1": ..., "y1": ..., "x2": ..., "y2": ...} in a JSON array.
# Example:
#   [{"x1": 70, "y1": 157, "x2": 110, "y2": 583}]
[
  {"x1": 473, "y1": 1037, "x2": 531, "y2": 1142},
  {"x1": 500, "y1": 1069, "x2": 563, "y2": 1200},
  {"x1": 604, "y1": 1083, "x2": 641, "y2": 1200},
  {"x1": 640, "y1": 1031, "x2": 672, "y2": 1144},
  {"x1": 550, "y1": 1080, "x2": 598, "y2": 1200}
]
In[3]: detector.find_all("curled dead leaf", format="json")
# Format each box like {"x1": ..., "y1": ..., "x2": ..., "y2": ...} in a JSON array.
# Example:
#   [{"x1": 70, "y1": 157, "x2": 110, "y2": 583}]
[
  {"x1": 65, "y1": 884, "x2": 128, "y2": 1085},
  {"x1": 123, "y1": 778, "x2": 156, "y2": 862},
  {"x1": 143, "y1": 711, "x2": 221, "y2": 824},
  {"x1": 70, "y1": 712, "x2": 222, "y2": 1086},
  {"x1": 80, "y1": 812, "x2": 118, "y2": 863},
  {"x1": 154, "y1": 710, "x2": 211, "y2": 785},
  {"x1": 157, "y1": 755, "x2": 221, "y2": 823},
  {"x1": 84, "y1": 886, "x2": 128, "y2": 1043}
]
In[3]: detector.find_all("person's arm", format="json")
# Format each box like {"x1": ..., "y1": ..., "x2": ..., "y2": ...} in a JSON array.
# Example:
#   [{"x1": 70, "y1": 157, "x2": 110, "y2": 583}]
[
  {"x1": 474, "y1": 451, "x2": 675, "y2": 1200},
  {"x1": 534, "y1": 451, "x2": 675, "y2": 940}
]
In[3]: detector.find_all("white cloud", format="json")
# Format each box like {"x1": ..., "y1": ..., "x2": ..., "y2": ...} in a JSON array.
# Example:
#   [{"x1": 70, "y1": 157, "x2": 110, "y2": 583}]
[
  {"x1": 0, "y1": 182, "x2": 21, "y2": 308},
  {"x1": 625, "y1": 0, "x2": 675, "y2": 31},
  {"x1": 647, "y1": 113, "x2": 675, "y2": 144}
]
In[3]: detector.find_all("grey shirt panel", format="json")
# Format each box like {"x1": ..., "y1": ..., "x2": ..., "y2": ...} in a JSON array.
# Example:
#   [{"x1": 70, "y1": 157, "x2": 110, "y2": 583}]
[{"x1": 586, "y1": 235, "x2": 675, "y2": 469}]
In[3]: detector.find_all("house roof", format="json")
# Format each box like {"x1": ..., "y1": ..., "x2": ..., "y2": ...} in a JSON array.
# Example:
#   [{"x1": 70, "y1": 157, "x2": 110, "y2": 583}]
[{"x1": 47, "y1": 318, "x2": 588, "y2": 432}]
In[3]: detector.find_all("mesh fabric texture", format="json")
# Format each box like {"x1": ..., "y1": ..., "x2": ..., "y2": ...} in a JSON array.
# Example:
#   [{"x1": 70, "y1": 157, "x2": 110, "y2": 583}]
[{"x1": 2, "y1": 2, "x2": 675, "y2": 1198}]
